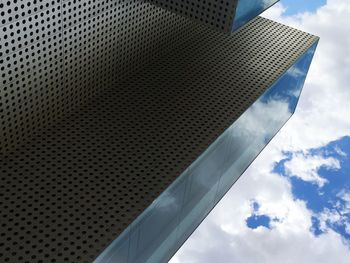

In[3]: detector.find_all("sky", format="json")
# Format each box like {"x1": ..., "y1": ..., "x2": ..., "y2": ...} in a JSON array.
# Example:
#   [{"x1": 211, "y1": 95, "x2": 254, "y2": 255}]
[
  {"x1": 281, "y1": 0, "x2": 326, "y2": 15},
  {"x1": 170, "y1": 0, "x2": 350, "y2": 262}
]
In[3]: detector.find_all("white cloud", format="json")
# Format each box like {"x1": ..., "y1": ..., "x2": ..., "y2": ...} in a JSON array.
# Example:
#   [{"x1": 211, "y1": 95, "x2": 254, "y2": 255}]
[
  {"x1": 284, "y1": 153, "x2": 340, "y2": 187},
  {"x1": 345, "y1": 222, "x2": 350, "y2": 235},
  {"x1": 335, "y1": 146, "x2": 347, "y2": 157},
  {"x1": 337, "y1": 190, "x2": 350, "y2": 214},
  {"x1": 171, "y1": 146, "x2": 350, "y2": 263},
  {"x1": 230, "y1": 98, "x2": 291, "y2": 149},
  {"x1": 339, "y1": 191, "x2": 350, "y2": 204},
  {"x1": 171, "y1": 1, "x2": 350, "y2": 262},
  {"x1": 262, "y1": 0, "x2": 350, "y2": 152},
  {"x1": 318, "y1": 208, "x2": 342, "y2": 230}
]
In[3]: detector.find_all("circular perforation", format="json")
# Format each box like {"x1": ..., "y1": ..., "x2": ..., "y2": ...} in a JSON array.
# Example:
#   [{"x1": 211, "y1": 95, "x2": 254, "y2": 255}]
[
  {"x1": 148, "y1": 0, "x2": 237, "y2": 32},
  {"x1": 0, "y1": 0, "x2": 61, "y2": 26},
  {"x1": 0, "y1": 4, "x2": 62, "y2": 56},
  {"x1": 0, "y1": 2, "x2": 318, "y2": 262}
]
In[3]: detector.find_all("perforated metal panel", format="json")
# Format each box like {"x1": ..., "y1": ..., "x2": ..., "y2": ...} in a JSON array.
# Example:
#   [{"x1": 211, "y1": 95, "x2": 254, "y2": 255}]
[
  {"x1": 0, "y1": 3, "x2": 318, "y2": 262},
  {"x1": 0, "y1": 0, "x2": 191, "y2": 153},
  {"x1": 146, "y1": 0, "x2": 237, "y2": 32},
  {"x1": 145, "y1": 0, "x2": 280, "y2": 32}
]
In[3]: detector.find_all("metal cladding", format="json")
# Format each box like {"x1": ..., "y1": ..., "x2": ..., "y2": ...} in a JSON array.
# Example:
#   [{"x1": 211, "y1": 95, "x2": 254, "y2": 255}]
[
  {"x1": 145, "y1": 0, "x2": 238, "y2": 32},
  {"x1": 145, "y1": 0, "x2": 280, "y2": 32},
  {"x1": 0, "y1": 0, "x2": 318, "y2": 263}
]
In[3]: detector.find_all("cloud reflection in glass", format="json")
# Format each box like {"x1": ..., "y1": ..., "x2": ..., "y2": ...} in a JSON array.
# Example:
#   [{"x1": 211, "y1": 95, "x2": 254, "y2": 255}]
[
  {"x1": 234, "y1": 0, "x2": 280, "y2": 30},
  {"x1": 94, "y1": 43, "x2": 318, "y2": 263}
]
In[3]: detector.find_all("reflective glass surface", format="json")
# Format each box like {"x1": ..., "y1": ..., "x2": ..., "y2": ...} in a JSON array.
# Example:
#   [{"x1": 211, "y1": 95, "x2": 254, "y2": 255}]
[
  {"x1": 233, "y1": 0, "x2": 280, "y2": 31},
  {"x1": 94, "y1": 42, "x2": 318, "y2": 263}
]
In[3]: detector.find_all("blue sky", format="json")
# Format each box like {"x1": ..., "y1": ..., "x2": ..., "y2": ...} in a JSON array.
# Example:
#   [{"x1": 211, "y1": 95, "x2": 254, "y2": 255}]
[
  {"x1": 251, "y1": 136, "x2": 350, "y2": 242},
  {"x1": 172, "y1": 1, "x2": 350, "y2": 262},
  {"x1": 281, "y1": 0, "x2": 326, "y2": 15}
]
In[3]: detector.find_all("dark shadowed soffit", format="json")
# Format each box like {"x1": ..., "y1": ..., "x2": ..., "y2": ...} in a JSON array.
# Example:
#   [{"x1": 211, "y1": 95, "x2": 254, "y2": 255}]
[{"x1": 0, "y1": 13, "x2": 318, "y2": 263}]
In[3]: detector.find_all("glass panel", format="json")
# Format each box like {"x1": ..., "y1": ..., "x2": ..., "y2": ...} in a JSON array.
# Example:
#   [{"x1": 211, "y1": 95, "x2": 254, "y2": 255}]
[
  {"x1": 94, "y1": 42, "x2": 317, "y2": 263},
  {"x1": 233, "y1": 0, "x2": 280, "y2": 31}
]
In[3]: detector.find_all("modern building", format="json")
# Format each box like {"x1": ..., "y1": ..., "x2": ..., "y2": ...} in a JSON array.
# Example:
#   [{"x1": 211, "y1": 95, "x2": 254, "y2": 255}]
[
  {"x1": 145, "y1": 0, "x2": 280, "y2": 32},
  {"x1": 0, "y1": 0, "x2": 318, "y2": 262}
]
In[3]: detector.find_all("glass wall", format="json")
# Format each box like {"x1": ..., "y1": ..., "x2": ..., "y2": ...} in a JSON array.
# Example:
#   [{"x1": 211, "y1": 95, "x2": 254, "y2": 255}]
[
  {"x1": 94, "y1": 42, "x2": 318, "y2": 263},
  {"x1": 233, "y1": 0, "x2": 280, "y2": 31}
]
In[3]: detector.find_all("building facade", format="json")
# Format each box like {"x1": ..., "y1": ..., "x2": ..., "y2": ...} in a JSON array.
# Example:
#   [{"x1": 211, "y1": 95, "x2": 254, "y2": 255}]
[{"x1": 0, "y1": 0, "x2": 318, "y2": 262}]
